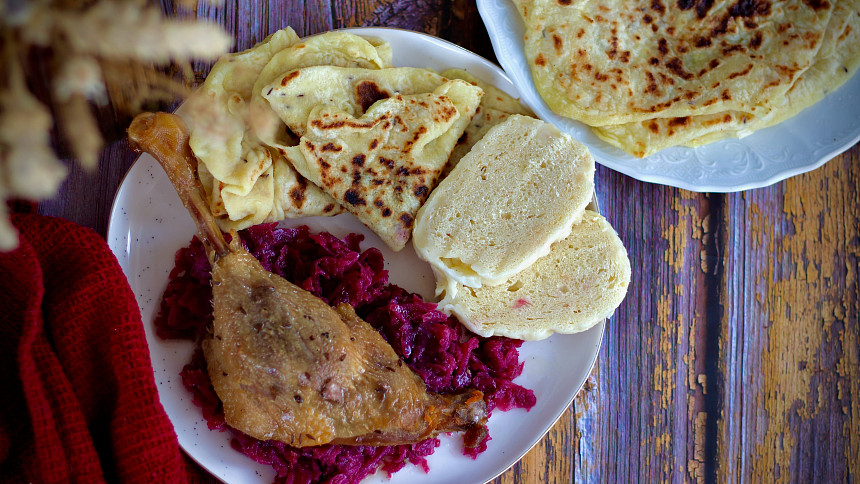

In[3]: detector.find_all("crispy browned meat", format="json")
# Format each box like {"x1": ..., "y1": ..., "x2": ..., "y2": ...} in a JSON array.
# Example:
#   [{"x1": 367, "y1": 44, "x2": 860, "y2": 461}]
[{"x1": 127, "y1": 112, "x2": 487, "y2": 447}]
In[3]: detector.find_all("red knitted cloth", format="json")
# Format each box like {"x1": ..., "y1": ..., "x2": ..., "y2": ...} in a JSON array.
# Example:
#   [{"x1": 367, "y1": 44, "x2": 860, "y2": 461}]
[{"x1": 0, "y1": 213, "x2": 211, "y2": 483}]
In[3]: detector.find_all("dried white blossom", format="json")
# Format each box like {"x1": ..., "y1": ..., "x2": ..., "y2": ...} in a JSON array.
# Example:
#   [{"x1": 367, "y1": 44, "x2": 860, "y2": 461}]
[
  {"x1": 0, "y1": 0, "x2": 231, "y2": 250},
  {"x1": 0, "y1": 200, "x2": 18, "y2": 251},
  {"x1": 0, "y1": 62, "x2": 67, "y2": 200},
  {"x1": 5, "y1": 146, "x2": 67, "y2": 199},
  {"x1": 54, "y1": 56, "x2": 107, "y2": 105},
  {"x1": 57, "y1": 2, "x2": 232, "y2": 62}
]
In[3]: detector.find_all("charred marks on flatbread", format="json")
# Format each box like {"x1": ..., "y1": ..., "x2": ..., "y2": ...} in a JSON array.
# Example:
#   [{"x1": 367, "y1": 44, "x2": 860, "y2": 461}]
[
  {"x1": 802, "y1": 0, "x2": 830, "y2": 10},
  {"x1": 356, "y1": 81, "x2": 391, "y2": 112},
  {"x1": 310, "y1": 117, "x2": 379, "y2": 130},
  {"x1": 399, "y1": 213, "x2": 414, "y2": 229},
  {"x1": 344, "y1": 189, "x2": 366, "y2": 206},
  {"x1": 280, "y1": 71, "x2": 300, "y2": 87},
  {"x1": 665, "y1": 58, "x2": 694, "y2": 80},
  {"x1": 553, "y1": 34, "x2": 564, "y2": 54},
  {"x1": 727, "y1": 64, "x2": 754, "y2": 79},
  {"x1": 289, "y1": 177, "x2": 308, "y2": 209},
  {"x1": 677, "y1": 0, "x2": 715, "y2": 18},
  {"x1": 403, "y1": 125, "x2": 428, "y2": 152}
]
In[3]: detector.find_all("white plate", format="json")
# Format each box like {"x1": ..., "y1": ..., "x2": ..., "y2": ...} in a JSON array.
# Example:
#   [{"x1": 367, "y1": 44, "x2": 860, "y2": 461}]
[
  {"x1": 478, "y1": 0, "x2": 860, "y2": 192},
  {"x1": 107, "y1": 28, "x2": 604, "y2": 484}
]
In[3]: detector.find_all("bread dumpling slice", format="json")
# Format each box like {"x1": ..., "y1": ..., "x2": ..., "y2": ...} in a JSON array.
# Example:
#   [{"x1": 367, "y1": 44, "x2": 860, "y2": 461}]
[
  {"x1": 413, "y1": 115, "x2": 595, "y2": 288},
  {"x1": 437, "y1": 210, "x2": 630, "y2": 340},
  {"x1": 289, "y1": 80, "x2": 482, "y2": 251},
  {"x1": 440, "y1": 69, "x2": 535, "y2": 172}
]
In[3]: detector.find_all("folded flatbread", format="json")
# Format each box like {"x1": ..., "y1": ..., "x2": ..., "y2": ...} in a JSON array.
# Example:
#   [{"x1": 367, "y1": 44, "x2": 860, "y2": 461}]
[
  {"x1": 262, "y1": 66, "x2": 457, "y2": 138},
  {"x1": 183, "y1": 29, "x2": 398, "y2": 230},
  {"x1": 286, "y1": 80, "x2": 483, "y2": 251},
  {"x1": 514, "y1": 0, "x2": 835, "y2": 126},
  {"x1": 591, "y1": 0, "x2": 860, "y2": 157}
]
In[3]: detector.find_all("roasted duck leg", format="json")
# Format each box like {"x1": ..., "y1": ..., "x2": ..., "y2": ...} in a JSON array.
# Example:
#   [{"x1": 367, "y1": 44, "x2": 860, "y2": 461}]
[{"x1": 128, "y1": 112, "x2": 487, "y2": 447}]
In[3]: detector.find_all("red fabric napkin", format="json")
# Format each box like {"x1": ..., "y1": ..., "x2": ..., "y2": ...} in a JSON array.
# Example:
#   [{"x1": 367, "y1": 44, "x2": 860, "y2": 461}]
[{"x1": 0, "y1": 212, "x2": 212, "y2": 483}]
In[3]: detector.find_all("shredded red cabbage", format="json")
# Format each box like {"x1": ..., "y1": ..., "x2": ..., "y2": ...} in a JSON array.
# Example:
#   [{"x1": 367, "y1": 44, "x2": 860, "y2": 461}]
[{"x1": 155, "y1": 224, "x2": 535, "y2": 484}]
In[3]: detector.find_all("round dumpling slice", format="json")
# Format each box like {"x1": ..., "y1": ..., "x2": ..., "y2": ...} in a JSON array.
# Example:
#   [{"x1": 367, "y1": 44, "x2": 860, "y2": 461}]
[
  {"x1": 437, "y1": 210, "x2": 631, "y2": 340},
  {"x1": 413, "y1": 115, "x2": 595, "y2": 288}
]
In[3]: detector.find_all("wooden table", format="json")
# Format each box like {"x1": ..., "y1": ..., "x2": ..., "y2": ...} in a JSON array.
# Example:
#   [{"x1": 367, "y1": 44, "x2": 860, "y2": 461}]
[{"x1": 39, "y1": 1, "x2": 860, "y2": 482}]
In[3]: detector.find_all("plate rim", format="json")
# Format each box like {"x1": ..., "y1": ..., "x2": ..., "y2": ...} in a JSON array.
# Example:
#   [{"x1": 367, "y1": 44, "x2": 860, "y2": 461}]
[{"x1": 107, "y1": 25, "x2": 606, "y2": 484}]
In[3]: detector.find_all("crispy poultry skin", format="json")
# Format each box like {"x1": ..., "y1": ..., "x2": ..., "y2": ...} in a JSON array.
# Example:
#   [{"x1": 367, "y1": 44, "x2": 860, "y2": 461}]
[{"x1": 128, "y1": 112, "x2": 487, "y2": 447}]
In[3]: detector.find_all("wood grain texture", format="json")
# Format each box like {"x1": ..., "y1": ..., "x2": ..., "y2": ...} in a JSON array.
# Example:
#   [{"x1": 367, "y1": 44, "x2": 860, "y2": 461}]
[{"x1": 35, "y1": 0, "x2": 860, "y2": 483}]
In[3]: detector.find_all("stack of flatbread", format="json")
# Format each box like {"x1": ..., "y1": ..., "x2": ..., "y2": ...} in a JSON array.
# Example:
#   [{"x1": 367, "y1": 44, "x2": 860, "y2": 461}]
[
  {"x1": 513, "y1": 0, "x2": 860, "y2": 157},
  {"x1": 413, "y1": 115, "x2": 631, "y2": 340},
  {"x1": 182, "y1": 28, "x2": 530, "y2": 251}
]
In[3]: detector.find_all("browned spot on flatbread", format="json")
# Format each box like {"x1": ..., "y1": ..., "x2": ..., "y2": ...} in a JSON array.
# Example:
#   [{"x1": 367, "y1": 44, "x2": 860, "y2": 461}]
[
  {"x1": 651, "y1": 0, "x2": 665, "y2": 14},
  {"x1": 356, "y1": 81, "x2": 391, "y2": 112},
  {"x1": 666, "y1": 58, "x2": 694, "y2": 79},
  {"x1": 645, "y1": 71, "x2": 661, "y2": 95},
  {"x1": 677, "y1": 0, "x2": 716, "y2": 18},
  {"x1": 695, "y1": 36, "x2": 712, "y2": 47},
  {"x1": 281, "y1": 71, "x2": 300, "y2": 86},
  {"x1": 729, "y1": 0, "x2": 771, "y2": 18},
  {"x1": 311, "y1": 118, "x2": 377, "y2": 130},
  {"x1": 668, "y1": 116, "x2": 690, "y2": 127},
  {"x1": 369, "y1": 139, "x2": 379, "y2": 150},
  {"x1": 381, "y1": 208, "x2": 392, "y2": 217},
  {"x1": 647, "y1": 121, "x2": 660, "y2": 134},
  {"x1": 535, "y1": 54, "x2": 547, "y2": 66},
  {"x1": 399, "y1": 213, "x2": 414, "y2": 228},
  {"x1": 289, "y1": 177, "x2": 308, "y2": 208},
  {"x1": 352, "y1": 154, "x2": 366, "y2": 167},
  {"x1": 727, "y1": 64, "x2": 754, "y2": 79},
  {"x1": 344, "y1": 189, "x2": 366, "y2": 206},
  {"x1": 321, "y1": 143, "x2": 341, "y2": 152},
  {"x1": 323, "y1": 204, "x2": 336, "y2": 213},
  {"x1": 723, "y1": 44, "x2": 745, "y2": 55},
  {"x1": 657, "y1": 38, "x2": 669, "y2": 56},
  {"x1": 553, "y1": 34, "x2": 564, "y2": 54},
  {"x1": 414, "y1": 185, "x2": 429, "y2": 198}
]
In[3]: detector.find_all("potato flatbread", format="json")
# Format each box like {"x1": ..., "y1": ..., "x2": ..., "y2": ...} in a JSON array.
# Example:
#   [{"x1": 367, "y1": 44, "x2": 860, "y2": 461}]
[
  {"x1": 249, "y1": 32, "x2": 394, "y2": 150},
  {"x1": 592, "y1": 0, "x2": 860, "y2": 157},
  {"x1": 514, "y1": 0, "x2": 835, "y2": 126},
  {"x1": 288, "y1": 80, "x2": 483, "y2": 251},
  {"x1": 262, "y1": 66, "x2": 455, "y2": 137},
  {"x1": 185, "y1": 28, "x2": 297, "y2": 194},
  {"x1": 186, "y1": 30, "x2": 399, "y2": 230}
]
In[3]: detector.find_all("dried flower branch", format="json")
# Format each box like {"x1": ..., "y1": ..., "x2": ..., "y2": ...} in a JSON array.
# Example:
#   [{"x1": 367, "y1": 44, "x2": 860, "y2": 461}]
[{"x1": 0, "y1": 0, "x2": 232, "y2": 250}]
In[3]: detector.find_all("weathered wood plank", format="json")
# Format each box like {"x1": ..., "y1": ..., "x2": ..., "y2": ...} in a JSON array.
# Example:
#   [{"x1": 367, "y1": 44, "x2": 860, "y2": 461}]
[
  {"x1": 561, "y1": 167, "x2": 717, "y2": 483},
  {"x1": 717, "y1": 144, "x2": 860, "y2": 483}
]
